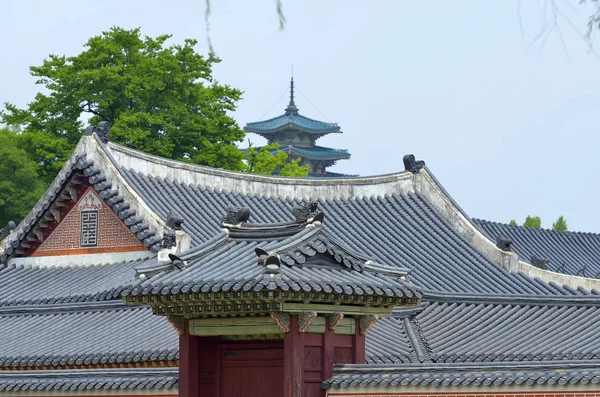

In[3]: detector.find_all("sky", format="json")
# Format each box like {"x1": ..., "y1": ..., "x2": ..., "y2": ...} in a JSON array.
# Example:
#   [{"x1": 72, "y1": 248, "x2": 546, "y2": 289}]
[{"x1": 2, "y1": 1, "x2": 600, "y2": 232}]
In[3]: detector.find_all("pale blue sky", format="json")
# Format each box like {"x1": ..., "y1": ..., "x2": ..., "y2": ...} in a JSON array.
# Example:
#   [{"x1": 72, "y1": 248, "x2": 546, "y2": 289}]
[{"x1": 2, "y1": 1, "x2": 600, "y2": 231}]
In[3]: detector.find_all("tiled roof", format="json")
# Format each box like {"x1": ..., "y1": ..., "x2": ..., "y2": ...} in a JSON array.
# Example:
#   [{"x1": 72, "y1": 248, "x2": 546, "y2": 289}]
[
  {"x1": 0, "y1": 368, "x2": 178, "y2": 392},
  {"x1": 417, "y1": 301, "x2": 600, "y2": 363},
  {"x1": 474, "y1": 218, "x2": 600, "y2": 278},
  {"x1": 125, "y1": 223, "x2": 420, "y2": 299},
  {"x1": 324, "y1": 361, "x2": 600, "y2": 389},
  {"x1": 367, "y1": 316, "x2": 420, "y2": 364},
  {"x1": 282, "y1": 145, "x2": 350, "y2": 161},
  {"x1": 119, "y1": 168, "x2": 576, "y2": 296},
  {"x1": 0, "y1": 303, "x2": 178, "y2": 368},
  {"x1": 244, "y1": 113, "x2": 341, "y2": 135},
  {"x1": 0, "y1": 260, "x2": 147, "y2": 306}
]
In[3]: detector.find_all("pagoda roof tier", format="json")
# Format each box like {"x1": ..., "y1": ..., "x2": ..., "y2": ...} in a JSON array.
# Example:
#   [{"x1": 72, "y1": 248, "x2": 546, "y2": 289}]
[
  {"x1": 283, "y1": 145, "x2": 350, "y2": 161},
  {"x1": 244, "y1": 112, "x2": 341, "y2": 136}
]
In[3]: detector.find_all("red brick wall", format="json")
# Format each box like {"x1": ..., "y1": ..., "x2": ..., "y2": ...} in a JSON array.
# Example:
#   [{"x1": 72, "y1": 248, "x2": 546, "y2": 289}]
[
  {"x1": 32, "y1": 187, "x2": 147, "y2": 256},
  {"x1": 326, "y1": 392, "x2": 600, "y2": 397}
]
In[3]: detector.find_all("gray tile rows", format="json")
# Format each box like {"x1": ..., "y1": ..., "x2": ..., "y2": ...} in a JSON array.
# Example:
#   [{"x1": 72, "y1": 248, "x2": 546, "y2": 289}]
[
  {"x1": 0, "y1": 304, "x2": 178, "y2": 368},
  {"x1": 474, "y1": 218, "x2": 600, "y2": 280},
  {"x1": 366, "y1": 317, "x2": 417, "y2": 364},
  {"x1": 0, "y1": 260, "x2": 146, "y2": 306},
  {"x1": 125, "y1": 226, "x2": 420, "y2": 299},
  {"x1": 0, "y1": 368, "x2": 178, "y2": 392},
  {"x1": 120, "y1": 169, "x2": 574, "y2": 296},
  {"x1": 323, "y1": 361, "x2": 600, "y2": 389},
  {"x1": 417, "y1": 301, "x2": 600, "y2": 362}
]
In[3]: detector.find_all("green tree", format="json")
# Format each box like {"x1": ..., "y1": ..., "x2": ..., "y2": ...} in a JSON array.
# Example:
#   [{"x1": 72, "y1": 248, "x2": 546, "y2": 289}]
[
  {"x1": 523, "y1": 215, "x2": 542, "y2": 229},
  {"x1": 509, "y1": 219, "x2": 518, "y2": 226},
  {"x1": 0, "y1": 129, "x2": 46, "y2": 225},
  {"x1": 2, "y1": 27, "x2": 246, "y2": 174},
  {"x1": 244, "y1": 141, "x2": 309, "y2": 177},
  {"x1": 552, "y1": 215, "x2": 568, "y2": 231},
  {"x1": 280, "y1": 158, "x2": 310, "y2": 177}
]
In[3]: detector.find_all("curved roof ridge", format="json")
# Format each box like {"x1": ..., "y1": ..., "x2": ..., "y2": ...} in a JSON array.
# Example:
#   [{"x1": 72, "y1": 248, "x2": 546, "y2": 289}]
[{"x1": 108, "y1": 141, "x2": 415, "y2": 199}]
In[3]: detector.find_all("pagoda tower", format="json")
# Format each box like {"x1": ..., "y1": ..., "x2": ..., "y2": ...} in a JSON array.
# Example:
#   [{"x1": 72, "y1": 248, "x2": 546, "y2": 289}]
[{"x1": 244, "y1": 78, "x2": 351, "y2": 177}]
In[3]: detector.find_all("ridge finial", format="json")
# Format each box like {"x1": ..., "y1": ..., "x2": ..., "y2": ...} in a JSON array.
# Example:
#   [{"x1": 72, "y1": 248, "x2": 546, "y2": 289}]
[{"x1": 285, "y1": 75, "x2": 299, "y2": 115}]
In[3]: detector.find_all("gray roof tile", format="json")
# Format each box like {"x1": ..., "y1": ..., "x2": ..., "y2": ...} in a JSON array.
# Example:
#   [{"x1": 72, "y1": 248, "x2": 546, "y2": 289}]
[
  {"x1": 0, "y1": 260, "x2": 147, "y2": 306},
  {"x1": 0, "y1": 368, "x2": 178, "y2": 391},
  {"x1": 126, "y1": 225, "x2": 420, "y2": 299},
  {"x1": 0, "y1": 304, "x2": 178, "y2": 368},
  {"x1": 324, "y1": 361, "x2": 600, "y2": 389},
  {"x1": 474, "y1": 218, "x2": 600, "y2": 279},
  {"x1": 120, "y1": 169, "x2": 573, "y2": 296},
  {"x1": 416, "y1": 301, "x2": 600, "y2": 362}
]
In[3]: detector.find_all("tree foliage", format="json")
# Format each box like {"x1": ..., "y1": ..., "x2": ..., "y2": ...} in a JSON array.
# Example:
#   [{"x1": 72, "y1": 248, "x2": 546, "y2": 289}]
[
  {"x1": 0, "y1": 129, "x2": 46, "y2": 225},
  {"x1": 509, "y1": 219, "x2": 518, "y2": 226},
  {"x1": 244, "y1": 141, "x2": 309, "y2": 177},
  {"x1": 0, "y1": 27, "x2": 308, "y2": 223},
  {"x1": 2, "y1": 27, "x2": 246, "y2": 173},
  {"x1": 552, "y1": 215, "x2": 568, "y2": 231},
  {"x1": 523, "y1": 215, "x2": 542, "y2": 229}
]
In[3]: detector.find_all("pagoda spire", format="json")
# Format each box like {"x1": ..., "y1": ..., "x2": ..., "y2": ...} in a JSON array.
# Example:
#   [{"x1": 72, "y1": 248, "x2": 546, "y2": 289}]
[{"x1": 285, "y1": 77, "x2": 299, "y2": 115}]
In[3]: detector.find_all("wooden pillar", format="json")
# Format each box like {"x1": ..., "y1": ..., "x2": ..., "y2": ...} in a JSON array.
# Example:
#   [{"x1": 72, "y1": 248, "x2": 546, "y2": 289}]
[
  {"x1": 284, "y1": 315, "x2": 305, "y2": 397},
  {"x1": 352, "y1": 317, "x2": 366, "y2": 364},
  {"x1": 322, "y1": 317, "x2": 335, "y2": 382},
  {"x1": 179, "y1": 320, "x2": 200, "y2": 397}
]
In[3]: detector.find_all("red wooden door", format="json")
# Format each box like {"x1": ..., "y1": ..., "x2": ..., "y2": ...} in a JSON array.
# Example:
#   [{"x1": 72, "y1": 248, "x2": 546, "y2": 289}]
[{"x1": 220, "y1": 343, "x2": 284, "y2": 397}]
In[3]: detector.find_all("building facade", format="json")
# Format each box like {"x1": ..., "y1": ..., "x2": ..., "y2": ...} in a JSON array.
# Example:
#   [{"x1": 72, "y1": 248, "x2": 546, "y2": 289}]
[{"x1": 1, "y1": 124, "x2": 600, "y2": 396}]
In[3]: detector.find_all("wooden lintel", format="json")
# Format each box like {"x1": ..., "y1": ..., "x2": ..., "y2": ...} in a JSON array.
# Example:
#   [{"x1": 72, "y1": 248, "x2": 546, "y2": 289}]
[
  {"x1": 189, "y1": 317, "x2": 285, "y2": 337},
  {"x1": 281, "y1": 302, "x2": 392, "y2": 317}
]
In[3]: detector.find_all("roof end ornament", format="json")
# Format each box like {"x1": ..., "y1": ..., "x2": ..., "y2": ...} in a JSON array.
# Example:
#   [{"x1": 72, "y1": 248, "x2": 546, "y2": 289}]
[
  {"x1": 285, "y1": 77, "x2": 299, "y2": 115},
  {"x1": 496, "y1": 235, "x2": 512, "y2": 251},
  {"x1": 221, "y1": 205, "x2": 251, "y2": 227},
  {"x1": 403, "y1": 154, "x2": 425, "y2": 174},
  {"x1": 531, "y1": 254, "x2": 550, "y2": 270},
  {"x1": 84, "y1": 121, "x2": 112, "y2": 144},
  {"x1": 292, "y1": 200, "x2": 318, "y2": 222},
  {"x1": 0, "y1": 221, "x2": 16, "y2": 242}
]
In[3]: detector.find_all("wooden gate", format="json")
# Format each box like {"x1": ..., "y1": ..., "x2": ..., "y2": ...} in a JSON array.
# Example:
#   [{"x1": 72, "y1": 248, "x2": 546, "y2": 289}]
[{"x1": 219, "y1": 342, "x2": 284, "y2": 397}]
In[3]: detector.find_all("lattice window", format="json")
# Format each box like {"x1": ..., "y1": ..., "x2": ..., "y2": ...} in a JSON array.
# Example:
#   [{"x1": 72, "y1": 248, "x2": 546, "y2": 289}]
[{"x1": 80, "y1": 210, "x2": 99, "y2": 247}]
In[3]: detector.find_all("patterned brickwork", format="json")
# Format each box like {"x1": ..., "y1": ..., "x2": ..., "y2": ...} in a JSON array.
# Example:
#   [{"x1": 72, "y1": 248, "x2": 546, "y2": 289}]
[{"x1": 33, "y1": 187, "x2": 146, "y2": 256}]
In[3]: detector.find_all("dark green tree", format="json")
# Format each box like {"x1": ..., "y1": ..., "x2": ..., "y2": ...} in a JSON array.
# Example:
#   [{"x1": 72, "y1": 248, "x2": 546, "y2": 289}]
[
  {"x1": 2, "y1": 27, "x2": 247, "y2": 173},
  {"x1": 523, "y1": 215, "x2": 542, "y2": 229},
  {"x1": 552, "y1": 215, "x2": 568, "y2": 231},
  {"x1": 0, "y1": 129, "x2": 46, "y2": 225}
]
